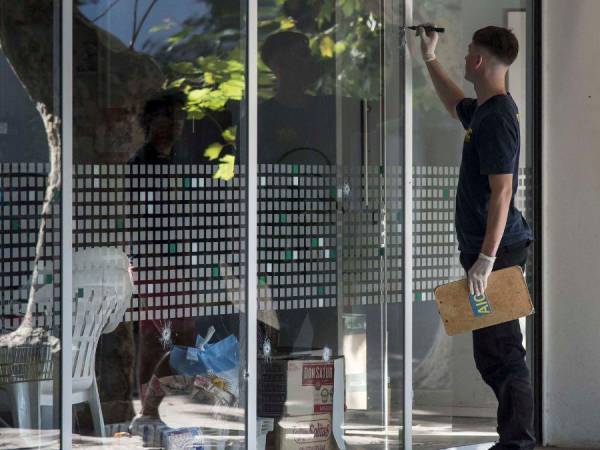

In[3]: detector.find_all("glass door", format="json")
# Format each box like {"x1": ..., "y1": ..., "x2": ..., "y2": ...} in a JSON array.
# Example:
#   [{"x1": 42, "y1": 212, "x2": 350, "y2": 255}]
[
  {"x1": 66, "y1": 1, "x2": 250, "y2": 448},
  {"x1": 252, "y1": 0, "x2": 406, "y2": 448},
  {"x1": 409, "y1": 1, "x2": 535, "y2": 449}
]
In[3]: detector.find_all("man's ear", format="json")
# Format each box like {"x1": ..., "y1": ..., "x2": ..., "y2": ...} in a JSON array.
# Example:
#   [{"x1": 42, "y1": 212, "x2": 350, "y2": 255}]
[{"x1": 475, "y1": 54, "x2": 484, "y2": 70}]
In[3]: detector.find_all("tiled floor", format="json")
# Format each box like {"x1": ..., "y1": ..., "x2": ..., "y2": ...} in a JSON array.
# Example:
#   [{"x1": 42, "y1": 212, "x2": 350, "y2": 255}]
[
  {"x1": 0, "y1": 396, "x2": 596, "y2": 449},
  {"x1": 0, "y1": 428, "x2": 596, "y2": 450}
]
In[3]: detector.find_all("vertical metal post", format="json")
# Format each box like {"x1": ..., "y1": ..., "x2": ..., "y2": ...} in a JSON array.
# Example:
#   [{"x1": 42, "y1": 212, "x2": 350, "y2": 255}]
[
  {"x1": 379, "y1": 0, "x2": 389, "y2": 440},
  {"x1": 61, "y1": 0, "x2": 73, "y2": 448},
  {"x1": 246, "y1": 0, "x2": 258, "y2": 447},
  {"x1": 334, "y1": 0, "x2": 345, "y2": 365},
  {"x1": 528, "y1": 0, "x2": 544, "y2": 443},
  {"x1": 402, "y1": 0, "x2": 414, "y2": 448}
]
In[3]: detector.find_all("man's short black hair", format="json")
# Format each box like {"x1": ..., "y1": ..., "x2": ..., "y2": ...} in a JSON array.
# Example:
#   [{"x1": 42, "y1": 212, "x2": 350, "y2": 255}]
[
  {"x1": 261, "y1": 31, "x2": 309, "y2": 69},
  {"x1": 139, "y1": 89, "x2": 187, "y2": 136},
  {"x1": 473, "y1": 26, "x2": 519, "y2": 66}
]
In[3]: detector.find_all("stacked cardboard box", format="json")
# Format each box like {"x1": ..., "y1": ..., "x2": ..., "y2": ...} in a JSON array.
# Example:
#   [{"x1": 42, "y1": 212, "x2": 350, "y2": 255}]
[
  {"x1": 277, "y1": 413, "x2": 334, "y2": 450},
  {"x1": 275, "y1": 358, "x2": 344, "y2": 450}
]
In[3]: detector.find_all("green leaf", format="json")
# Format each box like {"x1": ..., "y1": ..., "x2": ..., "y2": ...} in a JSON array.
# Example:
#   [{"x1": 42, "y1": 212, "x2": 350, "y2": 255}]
[
  {"x1": 202, "y1": 90, "x2": 228, "y2": 110},
  {"x1": 342, "y1": 1, "x2": 355, "y2": 17},
  {"x1": 169, "y1": 61, "x2": 199, "y2": 75},
  {"x1": 280, "y1": 17, "x2": 295, "y2": 30},
  {"x1": 187, "y1": 88, "x2": 212, "y2": 104},
  {"x1": 213, "y1": 154, "x2": 236, "y2": 181},
  {"x1": 204, "y1": 142, "x2": 224, "y2": 161},
  {"x1": 320, "y1": 36, "x2": 335, "y2": 58},
  {"x1": 222, "y1": 126, "x2": 237, "y2": 143},
  {"x1": 318, "y1": 0, "x2": 335, "y2": 23},
  {"x1": 166, "y1": 77, "x2": 186, "y2": 88},
  {"x1": 166, "y1": 27, "x2": 193, "y2": 48},
  {"x1": 219, "y1": 79, "x2": 245, "y2": 100},
  {"x1": 197, "y1": 56, "x2": 228, "y2": 73},
  {"x1": 334, "y1": 41, "x2": 347, "y2": 54},
  {"x1": 228, "y1": 72, "x2": 245, "y2": 81},
  {"x1": 226, "y1": 59, "x2": 245, "y2": 73},
  {"x1": 204, "y1": 72, "x2": 215, "y2": 85}
]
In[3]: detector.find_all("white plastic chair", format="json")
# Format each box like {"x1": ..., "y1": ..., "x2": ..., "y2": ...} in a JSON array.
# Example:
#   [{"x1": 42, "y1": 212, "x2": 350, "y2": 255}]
[
  {"x1": 5, "y1": 247, "x2": 133, "y2": 436},
  {"x1": 51, "y1": 247, "x2": 133, "y2": 435}
]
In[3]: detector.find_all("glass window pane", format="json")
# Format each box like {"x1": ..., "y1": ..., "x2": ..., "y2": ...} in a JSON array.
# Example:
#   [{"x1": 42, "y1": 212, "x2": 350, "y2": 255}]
[
  {"x1": 411, "y1": 2, "x2": 533, "y2": 449},
  {"x1": 255, "y1": 2, "x2": 404, "y2": 448},
  {"x1": 71, "y1": 1, "x2": 248, "y2": 447},
  {"x1": 0, "y1": 2, "x2": 61, "y2": 448}
]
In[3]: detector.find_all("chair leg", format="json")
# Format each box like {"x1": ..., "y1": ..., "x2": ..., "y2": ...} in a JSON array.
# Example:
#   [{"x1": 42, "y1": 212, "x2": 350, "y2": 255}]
[
  {"x1": 8, "y1": 382, "x2": 40, "y2": 430},
  {"x1": 88, "y1": 378, "x2": 106, "y2": 437},
  {"x1": 40, "y1": 404, "x2": 54, "y2": 429},
  {"x1": 28, "y1": 381, "x2": 41, "y2": 430},
  {"x1": 8, "y1": 383, "x2": 26, "y2": 428}
]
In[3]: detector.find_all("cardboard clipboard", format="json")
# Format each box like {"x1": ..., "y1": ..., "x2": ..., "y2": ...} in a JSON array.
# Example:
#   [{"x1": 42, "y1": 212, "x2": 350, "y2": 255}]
[{"x1": 433, "y1": 266, "x2": 534, "y2": 336}]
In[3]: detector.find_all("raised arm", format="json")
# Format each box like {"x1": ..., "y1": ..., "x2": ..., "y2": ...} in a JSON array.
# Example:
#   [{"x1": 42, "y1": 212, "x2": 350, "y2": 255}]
[{"x1": 416, "y1": 24, "x2": 465, "y2": 119}]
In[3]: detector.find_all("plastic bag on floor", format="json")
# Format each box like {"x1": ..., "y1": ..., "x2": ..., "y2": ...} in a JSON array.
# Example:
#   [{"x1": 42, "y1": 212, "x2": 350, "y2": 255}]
[{"x1": 169, "y1": 334, "x2": 240, "y2": 400}]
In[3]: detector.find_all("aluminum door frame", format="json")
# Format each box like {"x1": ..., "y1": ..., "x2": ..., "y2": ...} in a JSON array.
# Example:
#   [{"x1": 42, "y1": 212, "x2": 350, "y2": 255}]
[
  {"x1": 402, "y1": 0, "x2": 413, "y2": 448},
  {"x1": 61, "y1": 0, "x2": 73, "y2": 448}
]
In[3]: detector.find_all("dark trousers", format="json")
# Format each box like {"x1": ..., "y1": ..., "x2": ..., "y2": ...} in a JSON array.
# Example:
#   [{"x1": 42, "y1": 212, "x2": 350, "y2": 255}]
[{"x1": 460, "y1": 241, "x2": 535, "y2": 450}]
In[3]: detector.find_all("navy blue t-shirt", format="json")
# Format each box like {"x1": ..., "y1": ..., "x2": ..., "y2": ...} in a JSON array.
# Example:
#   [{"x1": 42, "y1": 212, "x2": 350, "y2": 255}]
[{"x1": 455, "y1": 94, "x2": 533, "y2": 253}]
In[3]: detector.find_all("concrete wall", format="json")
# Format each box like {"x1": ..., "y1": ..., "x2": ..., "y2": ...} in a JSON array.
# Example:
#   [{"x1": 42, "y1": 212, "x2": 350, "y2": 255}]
[{"x1": 542, "y1": 1, "x2": 600, "y2": 447}]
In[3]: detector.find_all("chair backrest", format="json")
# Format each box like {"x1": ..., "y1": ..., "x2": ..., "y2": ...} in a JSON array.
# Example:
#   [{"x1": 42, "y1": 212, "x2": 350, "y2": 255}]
[{"x1": 71, "y1": 247, "x2": 133, "y2": 388}]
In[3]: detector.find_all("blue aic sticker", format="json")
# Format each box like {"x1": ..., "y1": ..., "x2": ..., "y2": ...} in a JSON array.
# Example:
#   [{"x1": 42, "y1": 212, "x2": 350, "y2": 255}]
[{"x1": 469, "y1": 293, "x2": 493, "y2": 317}]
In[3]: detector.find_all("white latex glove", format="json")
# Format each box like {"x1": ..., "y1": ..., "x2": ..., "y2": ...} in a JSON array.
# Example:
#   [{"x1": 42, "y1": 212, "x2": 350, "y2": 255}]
[
  {"x1": 416, "y1": 23, "x2": 439, "y2": 62},
  {"x1": 467, "y1": 253, "x2": 496, "y2": 296}
]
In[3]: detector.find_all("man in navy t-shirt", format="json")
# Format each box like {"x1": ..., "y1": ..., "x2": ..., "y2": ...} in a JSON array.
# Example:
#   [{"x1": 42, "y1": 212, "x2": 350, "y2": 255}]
[{"x1": 417, "y1": 25, "x2": 535, "y2": 449}]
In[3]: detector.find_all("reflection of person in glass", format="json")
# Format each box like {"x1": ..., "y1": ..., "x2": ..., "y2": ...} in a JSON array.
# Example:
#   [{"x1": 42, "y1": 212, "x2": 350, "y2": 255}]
[
  {"x1": 128, "y1": 89, "x2": 195, "y2": 432},
  {"x1": 258, "y1": 31, "x2": 336, "y2": 165},
  {"x1": 257, "y1": 32, "x2": 338, "y2": 354},
  {"x1": 417, "y1": 25, "x2": 534, "y2": 449},
  {"x1": 129, "y1": 89, "x2": 187, "y2": 164}
]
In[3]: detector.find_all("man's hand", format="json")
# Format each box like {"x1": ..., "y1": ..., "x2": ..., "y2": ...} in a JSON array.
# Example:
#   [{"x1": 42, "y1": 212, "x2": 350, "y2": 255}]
[
  {"x1": 468, "y1": 253, "x2": 496, "y2": 296},
  {"x1": 417, "y1": 23, "x2": 439, "y2": 62}
]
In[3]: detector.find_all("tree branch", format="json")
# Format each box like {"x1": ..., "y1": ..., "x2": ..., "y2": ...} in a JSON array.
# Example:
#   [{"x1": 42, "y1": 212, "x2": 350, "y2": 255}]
[
  {"x1": 130, "y1": 0, "x2": 159, "y2": 50},
  {"x1": 130, "y1": 0, "x2": 139, "y2": 49},
  {"x1": 91, "y1": 0, "x2": 123, "y2": 23}
]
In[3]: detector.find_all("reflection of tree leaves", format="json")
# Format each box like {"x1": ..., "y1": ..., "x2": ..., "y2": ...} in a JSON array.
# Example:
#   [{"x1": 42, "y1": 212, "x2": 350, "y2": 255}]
[
  {"x1": 340, "y1": 0, "x2": 356, "y2": 17},
  {"x1": 280, "y1": 18, "x2": 295, "y2": 30},
  {"x1": 149, "y1": 18, "x2": 177, "y2": 33},
  {"x1": 165, "y1": 25, "x2": 196, "y2": 50},
  {"x1": 222, "y1": 126, "x2": 237, "y2": 143},
  {"x1": 169, "y1": 61, "x2": 200, "y2": 75},
  {"x1": 334, "y1": 41, "x2": 347, "y2": 55},
  {"x1": 147, "y1": 0, "x2": 390, "y2": 178},
  {"x1": 188, "y1": 88, "x2": 212, "y2": 104},
  {"x1": 204, "y1": 142, "x2": 224, "y2": 160},
  {"x1": 213, "y1": 154, "x2": 236, "y2": 181},
  {"x1": 219, "y1": 79, "x2": 245, "y2": 100},
  {"x1": 319, "y1": 36, "x2": 334, "y2": 58},
  {"x1": 204, "y1": 72, "x2": 215, "y2": 85}
]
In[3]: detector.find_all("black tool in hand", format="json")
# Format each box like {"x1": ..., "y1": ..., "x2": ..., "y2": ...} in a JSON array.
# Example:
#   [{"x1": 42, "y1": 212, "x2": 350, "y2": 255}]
[{"x1": 407, "y1": 25, "x2": 445, "y2": 33}]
